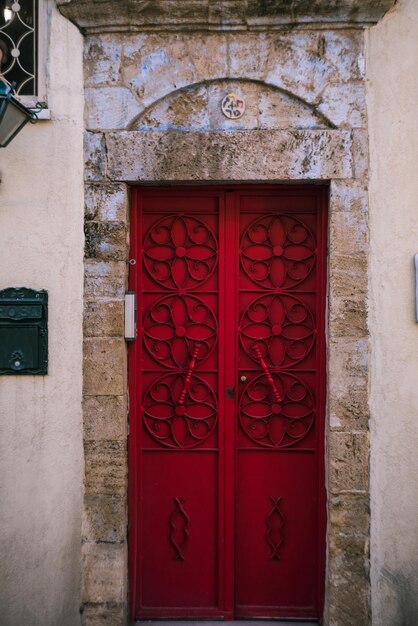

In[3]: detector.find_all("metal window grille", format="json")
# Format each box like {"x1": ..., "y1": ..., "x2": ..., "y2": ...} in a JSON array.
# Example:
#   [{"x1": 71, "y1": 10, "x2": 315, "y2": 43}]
[{"x1": 0, "y1": 1, "x2": 37, "y2": 96}]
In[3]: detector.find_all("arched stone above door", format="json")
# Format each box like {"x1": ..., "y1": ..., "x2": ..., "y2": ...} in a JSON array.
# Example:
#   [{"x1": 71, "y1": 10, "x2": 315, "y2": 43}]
[{"x1": 129, "y1": 79, "x2": 333, "y2": 132}]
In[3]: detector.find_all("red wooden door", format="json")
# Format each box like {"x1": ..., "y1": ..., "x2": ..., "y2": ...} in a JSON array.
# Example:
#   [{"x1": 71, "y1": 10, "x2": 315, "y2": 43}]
[{"x1": 129, "y1": 186, "x2": 327, "y2": 621}]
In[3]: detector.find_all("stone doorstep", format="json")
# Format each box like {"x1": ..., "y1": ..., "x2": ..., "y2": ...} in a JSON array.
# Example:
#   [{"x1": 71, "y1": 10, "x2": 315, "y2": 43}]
[{"x1": 135, "y1": 622, "x2": 317, "y2": 626}]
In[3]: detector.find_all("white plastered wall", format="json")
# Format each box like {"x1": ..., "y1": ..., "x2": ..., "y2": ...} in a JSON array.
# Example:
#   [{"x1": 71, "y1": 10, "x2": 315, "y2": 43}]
[
  {"x1": 367, "y1": 0, "x2": 418, "y2": 623},
  {"x1": 0, "y1": 3, "x2": 84, "y2": 625}
]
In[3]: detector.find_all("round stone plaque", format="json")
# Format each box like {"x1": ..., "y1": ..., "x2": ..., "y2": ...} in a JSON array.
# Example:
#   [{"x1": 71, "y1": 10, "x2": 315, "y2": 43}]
[{"x1": 221, "y1": 93, "x2": 245, "y2": 119}]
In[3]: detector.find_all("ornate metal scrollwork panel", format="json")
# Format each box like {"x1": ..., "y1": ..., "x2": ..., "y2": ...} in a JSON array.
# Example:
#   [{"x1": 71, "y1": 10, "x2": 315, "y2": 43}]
[
  {"x1": 266, "y1": 497, "x2": 285, "y2": 560},
  {"x1": 143, "y1": 373, "x2": 218, "y2": 449},
  {"x1": 143, "y1": 214, "x2": 218, "y2": 291},
  {"x1": 239, "y1": 293, "x2": 315, "y2": 368},
  {"x1": 169, "y1": 497, "x2": 190, "y2": 561},
  {"x1": 0, "y1": 0, "x2": 37, "y2": 95},
  {"x1": 239, "y1": 372, "x2": 314, "y2": 448},
  {"x1": 143, "y1": 294, "x2": 218, "y2": 369},
  {"x1": 240, "y1": 214, "x2": 316, "y2": 290}
]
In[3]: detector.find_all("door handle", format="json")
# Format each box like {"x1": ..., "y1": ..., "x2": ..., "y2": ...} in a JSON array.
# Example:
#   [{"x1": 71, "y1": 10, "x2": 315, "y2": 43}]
[
  {"x1": 240, "y1": 375, "x2": 247, "y2": 383},
  {"x1": 175, "y1": 343, "x2": 201, "y2": 414},
  {"x1": 253, "y1": 344, "x2": 282, "y2": 404}
]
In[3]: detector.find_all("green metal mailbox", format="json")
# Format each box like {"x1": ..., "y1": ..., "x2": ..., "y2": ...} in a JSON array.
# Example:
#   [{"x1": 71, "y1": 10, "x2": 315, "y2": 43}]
[{"x1": 0, "y1": 287, "x2": 48, "y2": 375}]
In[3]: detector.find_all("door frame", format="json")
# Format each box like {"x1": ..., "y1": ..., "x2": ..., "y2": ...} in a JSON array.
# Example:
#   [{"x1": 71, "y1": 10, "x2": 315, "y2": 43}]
[
  {"x1": 82, "y1": 122, "x2": 371, "y2": 624},
  {"x1": 128, "y1": 184, "x2": 328, "y2": 621}
]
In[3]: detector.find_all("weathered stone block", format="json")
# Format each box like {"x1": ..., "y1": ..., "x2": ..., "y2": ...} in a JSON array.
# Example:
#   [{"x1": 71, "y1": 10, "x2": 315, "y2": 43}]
[
  {"x1": 84, "y1": 440, "x2": 127, "y2": 497},
  {"x1": 130, "y1": 0, "x2": 210, "y2": 26},
  {"x1": 329, "y1": 253, "x2": 368, "y2": 299},
  {"x1": 324, "y1": 31, "x2": 365, "y2": 83},
  {"x1": 58, "y1": 0, "x2": 397, "y2": 33},
  {"x1": 329, "y1": 493, "x2": 369, "y2": 536},
  {"x1": 84, "y1": 35, "x2": 123, "y2": 86},
  {"x1": 265, "y1": 32, "x2": 340, "y2": 105},
  {"x1": 83, "y1": 495, "x2": 127, "y2": 543},
  {"x1": 132, "y1": 83, "x2": 209, "y2": 131},
  {"x1": 328, "y1": 432, "x2": 369, "y2": 493},
  {"x1": 258, "y1": 85, "x2": 327, "y2": 130},
  {"x1": 85, "y1": 261, "x2": 127, "y2": 299},
  {"x1": 327, "y1": 533, "x2": 370, "y2": 625},
  {"x1": 106, "y1": 130, "x2": 353, "y2": 182},
  {"x1": 329, "y1": 383, "x2": 369, "y2": 431},
  {"x1": 329, "y1": 294, "x2": 368, "y2": 338},
  {"x1": 246, "y1": 0, "x2": 394, "y2": 26},
  {"x1": 328, "y1": 337, "x2": 368, "y2": 391},
  {"x1": 81, "y1": 602, "x2": 126, "y2": 626},
  {"x1": 329, "y1": 207, "x2": 368, "y2": 257},
  {"x1": 228, "y1": 33, "x2": 271, "y2": 80},
  {"x1": 208, "y1": 1, "x2": 246, "y2": 25},
  {"x1": 83, "y1": 395, "x2": 128, "y2": 440},
  {"x1": 352, "y1": 129, "x2": 369, "y2": 179},
  {"x1": 85, "y1": 183, "x2": 129, "y2": 223},
  {"x1": 329, "y1": 179, "x2": 368, "y2": 214},
  {"x1": 327, "y1": 253, "x2": 369, "y2": 337},
  {"x1": 329, "y1": 531, "x2": 369, "y2": 575},
  {"x1": 84, "y1": 299, "x2": 125, "y2": 338},
  {"x1": 123, "y1": 35, "x2": 197, "y2": 109},
  {"x1": 83, "y1": 338, "x2": 127, "y2": 396},
  {"x1": 186, "y1": 34, "x2": 228, "y2": 82},
  {"x1": 85, "y1": 87, "x2": 142, "y2": 131},
  {"x1": 82, "y1": 542, "x2": 127, "y2": 604},
  {"x1": 84, "y1": 222, "x2": 128, "y2": 261},
  {"x1": 317, "y1": 82, "x2": 367, "y2": 129},
  {"x1": 85, "y1": 132, "x2": 107, "y2": 181}
]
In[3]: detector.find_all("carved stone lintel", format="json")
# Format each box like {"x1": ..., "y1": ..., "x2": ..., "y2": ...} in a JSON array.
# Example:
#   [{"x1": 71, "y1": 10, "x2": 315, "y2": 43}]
[
  {"x1": 105, "y1": 129, "x2": 354, "y2": 182},
  {"x1": 57, "y1": 0, "x2": 396, "y2": 34}
]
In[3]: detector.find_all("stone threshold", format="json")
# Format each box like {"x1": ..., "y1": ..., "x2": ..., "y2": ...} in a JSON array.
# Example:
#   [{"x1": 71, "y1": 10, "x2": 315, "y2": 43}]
[{"x1": 135, "y1": 621, "x2": 317, "y2": 625}]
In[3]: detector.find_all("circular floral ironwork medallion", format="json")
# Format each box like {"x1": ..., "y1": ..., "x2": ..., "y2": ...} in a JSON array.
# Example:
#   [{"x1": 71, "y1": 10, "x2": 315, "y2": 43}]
[
  {"x1": 240, "y1": 214, "x2": 316, "y2": 289},
  {"x1": 143, "y1": 294, "x2": 218, "y2": 369},
  {"x1": 143, "y1": 214, "x2": 218, "y2": 290},
  {"x1": 143, "y1": 373, "x2": 218, "y2": 449},
  {"x1": 240, "y1": 293, "x2": 315, "y2": 368},
  {"x1": 239, "y1": 372, "x2": 314, "y2": 448}
]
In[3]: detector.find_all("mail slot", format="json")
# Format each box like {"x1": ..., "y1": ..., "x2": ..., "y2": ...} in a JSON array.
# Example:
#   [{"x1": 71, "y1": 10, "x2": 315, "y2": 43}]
[{"x1": 0, "y1": 287, "x2": 48, "y2": 375}]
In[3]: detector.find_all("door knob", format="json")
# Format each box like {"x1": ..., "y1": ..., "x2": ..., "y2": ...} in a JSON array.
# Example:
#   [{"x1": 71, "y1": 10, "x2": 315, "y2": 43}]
[{"x1": 240, "y1": 375, "x2": 247, "y2": 383}]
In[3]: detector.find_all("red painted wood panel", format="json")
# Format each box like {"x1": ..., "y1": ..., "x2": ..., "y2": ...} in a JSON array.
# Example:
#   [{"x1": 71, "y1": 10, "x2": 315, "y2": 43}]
[{"x1": 129, "y1": 186, "x2": 327, "y2": 621}]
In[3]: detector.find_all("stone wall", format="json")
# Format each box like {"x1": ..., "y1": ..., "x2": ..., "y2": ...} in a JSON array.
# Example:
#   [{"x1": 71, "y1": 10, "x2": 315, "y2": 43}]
[
  {"x1": 80, "y1": 26, "x2": 372, "y2": 625},
  {"x1": 82, "y1": 182, "x2": 129, "y2": 626}
]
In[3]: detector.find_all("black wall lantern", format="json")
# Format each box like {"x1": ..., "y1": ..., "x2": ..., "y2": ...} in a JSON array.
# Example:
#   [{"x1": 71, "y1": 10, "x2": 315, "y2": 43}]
[{"x1": 0, "y1": 82, "x2": 38, "y2": 147}]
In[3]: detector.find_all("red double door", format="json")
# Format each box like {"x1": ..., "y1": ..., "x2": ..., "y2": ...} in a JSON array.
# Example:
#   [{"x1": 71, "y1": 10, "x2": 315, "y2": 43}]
[{"x1": 129, "y1": 186, "x2": 327, "y2": 621}]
